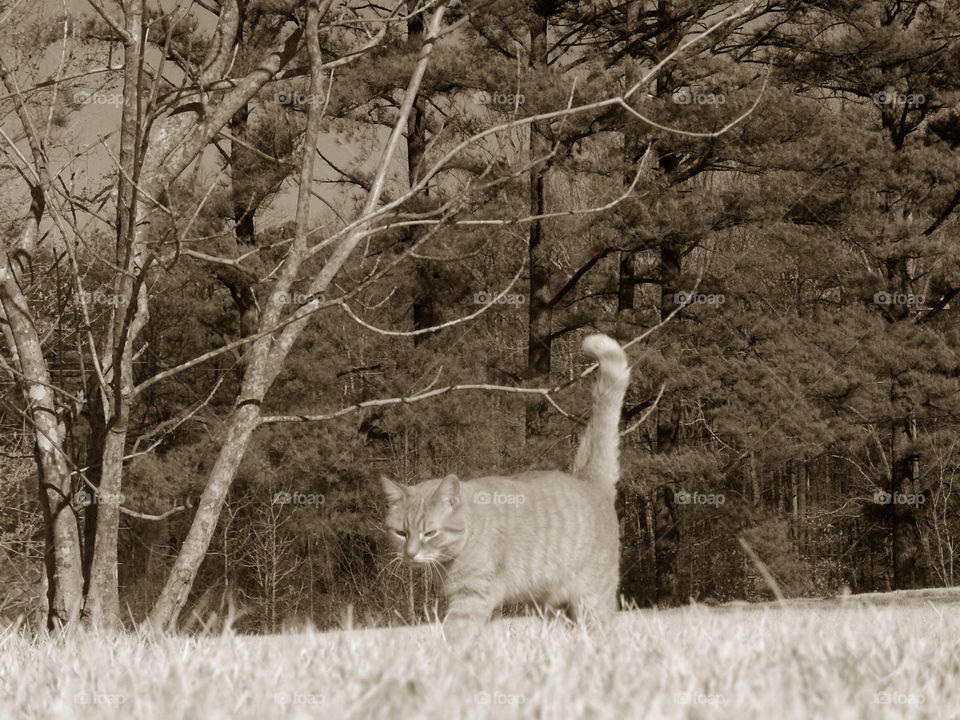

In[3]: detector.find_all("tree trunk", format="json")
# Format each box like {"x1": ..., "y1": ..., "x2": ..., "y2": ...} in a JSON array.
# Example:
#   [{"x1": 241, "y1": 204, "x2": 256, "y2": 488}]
[
  {"x1": 524, "y1": 0, "x2": 554, "y2": 442},
  {"x1": 615, "y1": 0, "x2": 684, "y2": 607},
  {"x1": 616, "y1": 0, "x2": 644, "y2": 341},
  {"x1": 890, "y1": 413, "x2": 924, "y2": 588},
  {"x1": 223, "y1": 95, "x2": 262, "y2": 370},
  {"x1": 0, "y1": 53, "x2": 84, "y2": 629},
  {"x1": 149, "y1": 402, "x2": 263, "y2": 629},
  {"x1": 652, "y1": 241, "x2": 682, "y2": 604},
  {"x1": 790, "y1": 465, "x2": 799, "y2": 555},
  {"x1": 614, "y1": 0, "x2": 647, "y2": 606},
  {"x1": 224, "y1": 12, "x2": 263, "y2": 363},
  {"x1": 84, "y1": 0, "x2": 146, "y2": 628},
  {"x1": 750, "y1": 456, "x2": 761, "y2": 506},
  {"x1": 0, "y1": 249, "x2": 84, "y2": 627},
  {"x1": 800, "y1": 464, "x2": 808, "y2": 553},
  {"x1": 885, "y1": 255, "x2": 926, "y2": 590},
  {"x1": 644, "y1": 491, "x2": 657, "y2": 597},
  {"x1": 615, "y1": 488, "x2": 648, "y2": 606},
  {"x1": 406, "y1": 14, "x2": 442, "y2": 342}
]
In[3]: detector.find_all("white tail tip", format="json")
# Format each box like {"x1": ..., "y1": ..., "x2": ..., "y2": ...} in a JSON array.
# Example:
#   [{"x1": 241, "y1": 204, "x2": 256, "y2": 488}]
[{"x1": 581, "y1": 334, "x2": 626, "y2": 364}]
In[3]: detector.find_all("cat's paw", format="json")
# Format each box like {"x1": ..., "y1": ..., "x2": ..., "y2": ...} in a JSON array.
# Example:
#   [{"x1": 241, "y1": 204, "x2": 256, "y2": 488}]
[{"x1": 441, "y1": 615, "x2": 485, "y2": 649}]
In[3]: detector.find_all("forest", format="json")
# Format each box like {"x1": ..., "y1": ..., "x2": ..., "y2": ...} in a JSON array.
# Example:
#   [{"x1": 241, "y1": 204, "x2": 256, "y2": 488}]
[{"x1": 1, "y1": 0, "x2": 959, "y2": 633}]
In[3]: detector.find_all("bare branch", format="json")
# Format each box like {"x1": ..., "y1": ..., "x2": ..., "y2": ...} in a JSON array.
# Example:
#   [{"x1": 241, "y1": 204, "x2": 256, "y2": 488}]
[
  {"x1": 338, "y1": 259, "x2": 525, "y2": 338},
  {"x1": 85, "y1": 0, "x2": 133, "y2": 44},
  {"x1": 259, "y1": 381, "x2": 575, "y2": 426},
  {"x1": 622, "y1": 383, "x2": 665, "y2": 435},
  {"x1": 119, "y1": 504, "x2": 190, "y2": 521}
]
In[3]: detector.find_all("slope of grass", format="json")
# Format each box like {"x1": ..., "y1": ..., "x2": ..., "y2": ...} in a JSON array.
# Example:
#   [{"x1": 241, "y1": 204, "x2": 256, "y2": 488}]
[{"x1": 1, "y1": 598, "x2": 958, "y2": 719}]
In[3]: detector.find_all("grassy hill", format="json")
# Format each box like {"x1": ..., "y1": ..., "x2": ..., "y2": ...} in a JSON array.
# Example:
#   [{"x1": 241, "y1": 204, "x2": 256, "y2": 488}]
[{"x1": 2, "y1": 594, "x2": 958, "y2": 719}]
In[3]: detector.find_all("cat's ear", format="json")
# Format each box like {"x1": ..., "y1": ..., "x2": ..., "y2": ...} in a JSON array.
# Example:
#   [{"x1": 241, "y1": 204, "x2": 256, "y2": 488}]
[
  {"x1": 433, "y1": 474, "x2": 461, "y2": 509},
  {"x1": 380, "y1": 476, "x2": 407, "y2": 505}
]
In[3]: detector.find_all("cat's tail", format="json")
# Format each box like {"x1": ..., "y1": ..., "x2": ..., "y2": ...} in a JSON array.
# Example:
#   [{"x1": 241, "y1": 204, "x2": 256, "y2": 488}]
[{"x1": 571, "y1": 334, "x2": 630, "y2": 489}]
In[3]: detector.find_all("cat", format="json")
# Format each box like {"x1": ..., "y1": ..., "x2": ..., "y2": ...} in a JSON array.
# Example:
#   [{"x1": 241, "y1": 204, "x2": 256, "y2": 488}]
[{"x1": 380, "y1": 333, "x2": 630, "y2": 625}]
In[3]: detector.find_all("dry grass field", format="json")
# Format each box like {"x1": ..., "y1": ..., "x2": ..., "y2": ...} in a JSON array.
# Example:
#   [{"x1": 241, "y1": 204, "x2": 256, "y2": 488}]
[{"x1": 2, "y1": 593, "x2": 959, "y2": 719}]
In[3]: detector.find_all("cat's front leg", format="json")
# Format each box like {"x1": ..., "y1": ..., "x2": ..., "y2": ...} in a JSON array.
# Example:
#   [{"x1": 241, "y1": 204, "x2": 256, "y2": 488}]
[
  {"x1": 442, "y1": 580, "x2": 497, "y2": 645},
  {"x1": 445, "y1": 591, "x2": 497, "y2": 623}
]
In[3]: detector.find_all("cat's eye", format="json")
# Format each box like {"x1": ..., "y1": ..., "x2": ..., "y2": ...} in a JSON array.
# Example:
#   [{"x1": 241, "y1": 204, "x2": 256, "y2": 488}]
[
  {"x1": 423, "y1": 529, "x2": 438, "y2": 539},
  {"x1": 393, "y1": 529, "x2": 407, "y2": 538}
]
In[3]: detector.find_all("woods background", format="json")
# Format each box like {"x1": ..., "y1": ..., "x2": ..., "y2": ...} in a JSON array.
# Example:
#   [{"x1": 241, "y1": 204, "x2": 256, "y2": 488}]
[{"x1": 1, "y1": 0, "x2": 960, "y2": 633}]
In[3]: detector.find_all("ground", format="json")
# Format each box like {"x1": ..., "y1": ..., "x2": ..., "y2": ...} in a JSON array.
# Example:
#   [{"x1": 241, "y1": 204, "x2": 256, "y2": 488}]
[{"x1": 1, "y1": 593, "x2": 959, "y2": 719}]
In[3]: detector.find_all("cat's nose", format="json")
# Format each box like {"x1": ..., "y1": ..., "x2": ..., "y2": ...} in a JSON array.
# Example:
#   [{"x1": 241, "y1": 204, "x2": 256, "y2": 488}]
[{"x1": 404, "y1": 540, "x2": 419, "y2": 559}]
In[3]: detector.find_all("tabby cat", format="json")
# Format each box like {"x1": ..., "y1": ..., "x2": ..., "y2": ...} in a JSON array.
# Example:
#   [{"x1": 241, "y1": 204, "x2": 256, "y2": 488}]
[{"x1": 380, "y1": 334, "x2": 630, "y2": 624}]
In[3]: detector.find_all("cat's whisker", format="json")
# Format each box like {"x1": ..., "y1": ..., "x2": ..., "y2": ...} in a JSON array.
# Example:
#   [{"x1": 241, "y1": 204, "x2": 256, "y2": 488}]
[
  {"x1": 376, "y1": 555, "x2": 405, "y2": 584},
  {"x1": 388, "y1": 557, "x2": 406, "y2": 582},
  {"x1": 422, "y1": 558, "x2": 443, "y2": 587}
]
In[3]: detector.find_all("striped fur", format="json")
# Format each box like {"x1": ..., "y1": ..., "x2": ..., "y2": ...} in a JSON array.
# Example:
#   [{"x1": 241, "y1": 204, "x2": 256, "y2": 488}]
[{"x1": 380, "y1": 334, "x2": 630, "y2": 623}]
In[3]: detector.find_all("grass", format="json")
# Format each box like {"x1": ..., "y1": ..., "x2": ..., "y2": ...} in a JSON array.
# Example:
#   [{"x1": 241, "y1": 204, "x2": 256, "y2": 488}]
[{"x1": 1, "y1": 596, "x2": 959, "y2": 719}]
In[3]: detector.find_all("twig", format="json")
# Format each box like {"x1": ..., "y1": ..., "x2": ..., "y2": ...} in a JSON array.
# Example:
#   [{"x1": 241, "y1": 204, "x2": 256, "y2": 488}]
[
  {"x1": 258, "y1": 382, "x2": 575, "y2": 425},
  {"x1": 338, "y1": 260, "x2": 525, "y2": 337},
  {"x1": 622, "y1": 383, "x2": 665, "y2": 435},
  {"x1": 85, "y1": 0, "x2": 133, "y2": 44}
]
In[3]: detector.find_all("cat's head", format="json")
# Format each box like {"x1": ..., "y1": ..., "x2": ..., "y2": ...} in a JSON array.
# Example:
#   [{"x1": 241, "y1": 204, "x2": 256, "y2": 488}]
[{"x1": 380, "y1": 474, "x2": 467, "y2": 565}]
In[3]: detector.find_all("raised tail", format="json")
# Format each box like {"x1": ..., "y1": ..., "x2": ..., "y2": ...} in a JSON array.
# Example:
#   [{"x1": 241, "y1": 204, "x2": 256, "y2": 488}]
[{"x1": 571, "y1": 334, "x2": 630, "y2": 488}]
